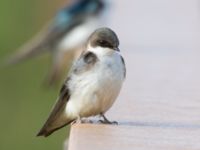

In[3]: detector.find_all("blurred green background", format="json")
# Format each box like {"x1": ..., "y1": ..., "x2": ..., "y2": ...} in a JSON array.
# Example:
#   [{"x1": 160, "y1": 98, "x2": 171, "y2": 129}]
[{"x1": 0, "y1": 0, "x2": 71, "y2": 150}]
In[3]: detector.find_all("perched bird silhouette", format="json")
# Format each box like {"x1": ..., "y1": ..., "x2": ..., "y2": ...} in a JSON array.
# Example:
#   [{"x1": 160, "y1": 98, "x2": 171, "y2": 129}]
[
  {"x1": 7, "y1": 0, "x2": 106, "y2": 85},
  {"x1": 37, "y1": 27, "x2": 126, "y2": 137}
]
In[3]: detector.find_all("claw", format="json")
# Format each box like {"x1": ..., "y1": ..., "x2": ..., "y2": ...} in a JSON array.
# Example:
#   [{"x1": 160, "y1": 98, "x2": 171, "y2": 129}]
[
  {"x1": 99, "y1": 113, "x2": 118, "y2": 124},
  {"x1": 71, "y1": 117, "x2": 93, "y2": 125}
]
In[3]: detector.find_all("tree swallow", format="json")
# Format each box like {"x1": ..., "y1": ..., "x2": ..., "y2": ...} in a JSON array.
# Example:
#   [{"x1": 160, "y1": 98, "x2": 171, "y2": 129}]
[
  {"x1": 7, "y1": 0, "x2": 106, "y2": 85},
  {"x1": 37, "y1": 27, "x2": 126, "y2": 137}
]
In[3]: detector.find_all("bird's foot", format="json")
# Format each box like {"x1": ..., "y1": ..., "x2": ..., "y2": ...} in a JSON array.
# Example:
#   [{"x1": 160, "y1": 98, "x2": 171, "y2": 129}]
[
  {"x1": 98, "y1": 119, "x2": 118, "y2": 124},
  {"x1": 71, "y1": 116, "x2": 82, "y2": 125},
  {"x1": 99, "y1": 113, "x2": 118, "y2": 125},
  {"x1": 71, "y1": 120, "x2": 81, "y2": 125},
  {"x1": 81, "y1": 118, "x2": 93, "y2": 123},
  {"x1": 71, "y1": 117, "x2": 93, "y2": 125}
]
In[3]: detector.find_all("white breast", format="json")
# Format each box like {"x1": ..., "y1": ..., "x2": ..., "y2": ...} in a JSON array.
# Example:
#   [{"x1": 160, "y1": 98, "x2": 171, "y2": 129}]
[{"x1": 65, "y1": 46, "x2": 125, "y2": 118}]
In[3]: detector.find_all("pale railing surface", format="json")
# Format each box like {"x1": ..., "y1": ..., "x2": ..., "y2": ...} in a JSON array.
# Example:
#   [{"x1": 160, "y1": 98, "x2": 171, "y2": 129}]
[
  {"x1": 66, "y1": 49, "x2": 200, "y2": 150},
  {"x1": 65, "y1": 0, "x2": 200, "y2": 149}
]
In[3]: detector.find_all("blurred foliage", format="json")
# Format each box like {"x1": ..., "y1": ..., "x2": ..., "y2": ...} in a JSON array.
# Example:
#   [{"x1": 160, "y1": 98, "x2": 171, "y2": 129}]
[{"x1": 0, "y1": 0, "x2": 70, "y2": 150}]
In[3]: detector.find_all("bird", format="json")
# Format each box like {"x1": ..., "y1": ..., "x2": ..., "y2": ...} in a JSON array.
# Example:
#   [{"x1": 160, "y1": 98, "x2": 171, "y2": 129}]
[
  {"x1": 37, "y1": 27, "x2": 126, "y2": 137},
  {"x1": 7, "y1": 0, "x2": 106, "y2": 85}
]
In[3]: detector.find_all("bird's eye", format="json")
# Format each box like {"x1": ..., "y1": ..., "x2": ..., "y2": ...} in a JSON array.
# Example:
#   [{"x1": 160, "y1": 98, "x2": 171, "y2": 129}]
[
  {"x1": 97, "y1": 40, "x2": 113, "y2": 48},
  {"x1": 98, "y1": 40, "x2": 106, "y2": 44}
]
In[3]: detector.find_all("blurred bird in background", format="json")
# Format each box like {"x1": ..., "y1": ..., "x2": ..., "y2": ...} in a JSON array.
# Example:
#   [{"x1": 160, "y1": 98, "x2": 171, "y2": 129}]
[{"x1": 7, "y1": 0, "x2": 107, "y2": 86}]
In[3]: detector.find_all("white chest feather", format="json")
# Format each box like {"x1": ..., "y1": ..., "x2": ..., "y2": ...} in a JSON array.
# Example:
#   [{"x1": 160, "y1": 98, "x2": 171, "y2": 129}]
[{"x1": 65, "y1": 46, "x2": 125, "y2": 118}]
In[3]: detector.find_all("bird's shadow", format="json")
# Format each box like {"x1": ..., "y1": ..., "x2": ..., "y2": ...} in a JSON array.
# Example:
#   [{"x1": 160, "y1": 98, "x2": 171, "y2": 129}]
[
  {"x1": 117, "y1": 121, "x2": 200, "y2": 129},
  {"x1": 79, "y1": 117, "x2": 200, "y2": 129}
]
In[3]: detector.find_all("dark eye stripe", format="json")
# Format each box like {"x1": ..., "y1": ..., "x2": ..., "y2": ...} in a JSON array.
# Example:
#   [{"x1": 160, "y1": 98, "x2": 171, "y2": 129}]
[{"x1": 97, "y1": 40, "x2": 114, "y2": 49}]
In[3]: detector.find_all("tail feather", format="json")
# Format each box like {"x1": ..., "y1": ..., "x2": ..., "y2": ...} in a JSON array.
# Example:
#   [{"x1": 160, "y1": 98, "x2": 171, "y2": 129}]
[
  {"x1": 37, "y1": 88, "x2": 74, "y2": 137},
  {"x1": 37, "y1": 119, "x2": 74, "y2": 137},
  {"x1": 6, "y1": 44, "x2": 47, "y2": 65},
  {"x1": 6, "y1": 22, "x2": 53, "y2": 65}
]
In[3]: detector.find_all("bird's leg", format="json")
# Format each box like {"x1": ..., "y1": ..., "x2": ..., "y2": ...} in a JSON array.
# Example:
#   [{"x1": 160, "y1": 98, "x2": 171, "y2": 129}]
[
  {"x1": 76, "y1": 116, "x2": 82, "y2": 123},
  {"x1": 99, "y1": 113, "x2": 118, "y2": 124},
  {"x1": 71, "y1": 116, "x2": 95, "y2": 125},
  {"x1": 71, "y1": 116, "x2": 82, "y2": 125}
]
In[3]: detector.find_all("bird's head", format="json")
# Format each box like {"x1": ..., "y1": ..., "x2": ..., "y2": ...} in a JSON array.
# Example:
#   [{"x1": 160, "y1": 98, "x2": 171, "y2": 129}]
[{"x1": 88, "y1": 27, "x2": 119, "y2": 51}]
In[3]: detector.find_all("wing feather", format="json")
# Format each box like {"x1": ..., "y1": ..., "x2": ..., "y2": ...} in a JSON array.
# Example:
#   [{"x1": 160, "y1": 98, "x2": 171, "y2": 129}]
[
  {"x1": 37, "y1": 79, "x2": 73, "y2": 137},
  {"x1": 37, "y1": 51, "x2": 98, "y2": 137}
]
